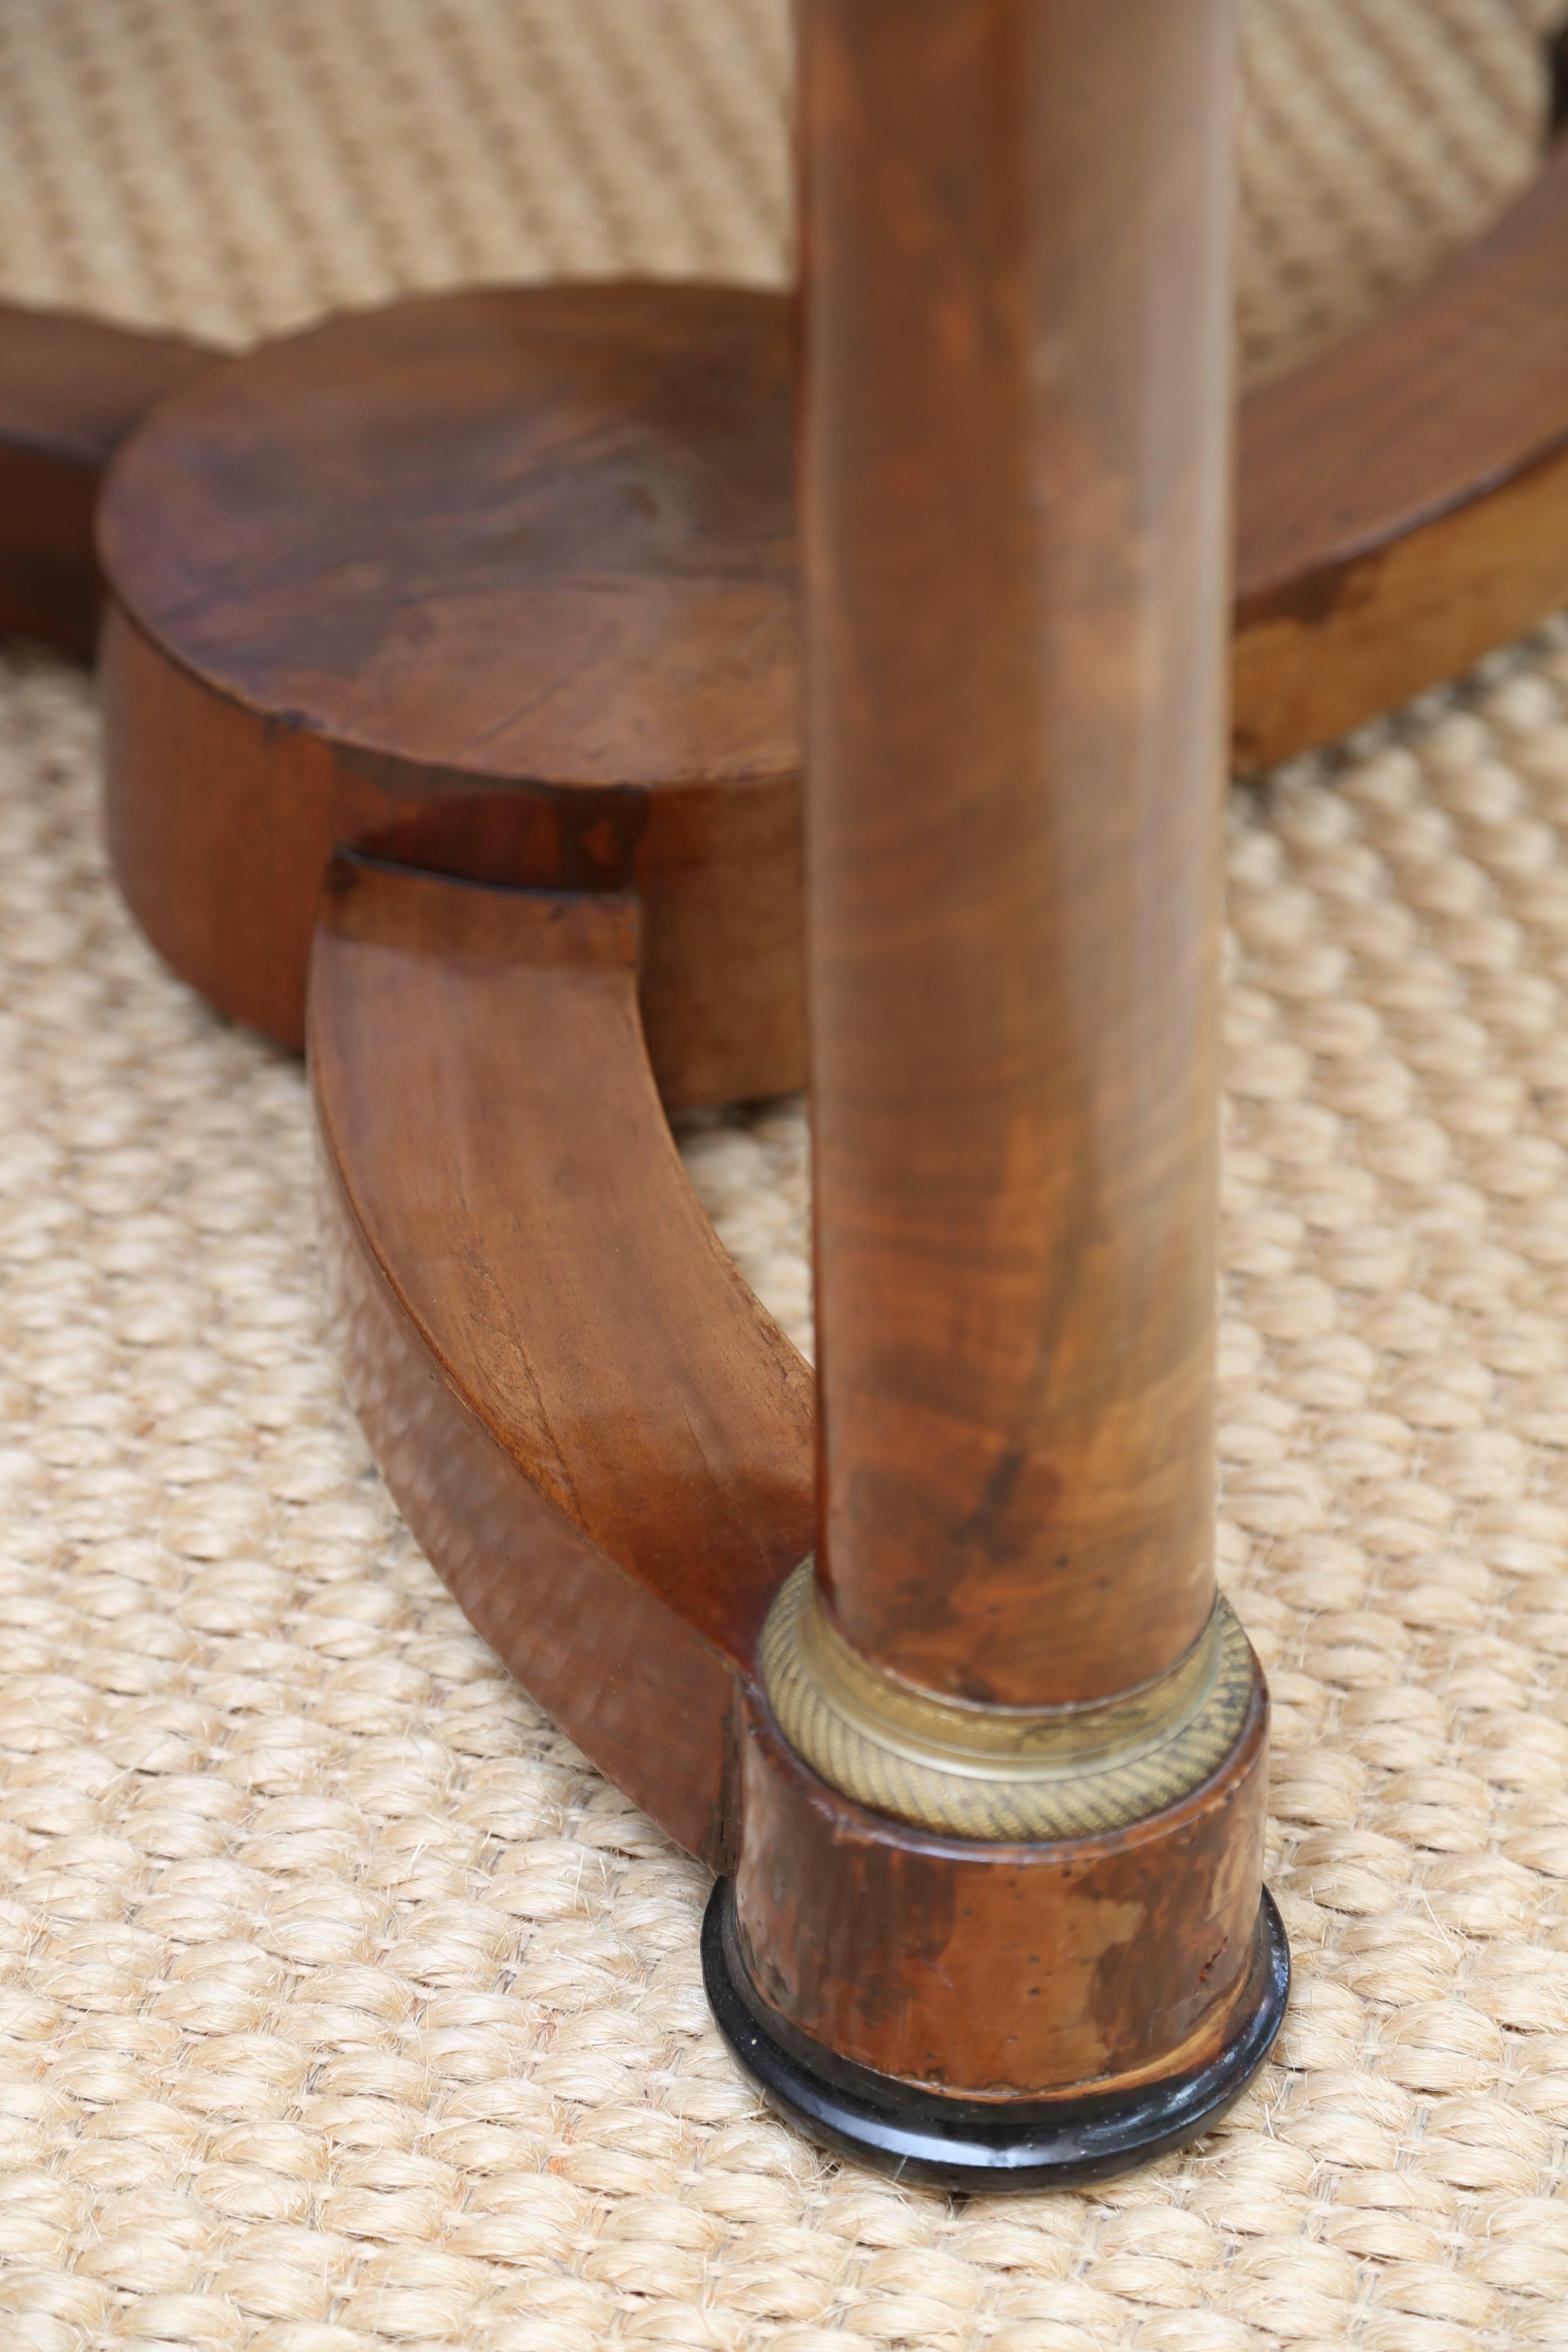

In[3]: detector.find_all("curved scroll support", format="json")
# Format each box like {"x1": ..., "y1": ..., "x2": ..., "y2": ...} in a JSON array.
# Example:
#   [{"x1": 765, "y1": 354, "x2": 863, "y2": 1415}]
[
  {"x1": 311, "y1": 850, "x2": 1278, "y2": 2149},
  {"x1": 307, "y1": 853, "x2": 815, "y2": 1866},
  {"x1": 1235, "y1": 140, "x2": 1568, "y2": 766},
  {"x1": 0, "y1": 305, "x2": 218, "y2": 655}
]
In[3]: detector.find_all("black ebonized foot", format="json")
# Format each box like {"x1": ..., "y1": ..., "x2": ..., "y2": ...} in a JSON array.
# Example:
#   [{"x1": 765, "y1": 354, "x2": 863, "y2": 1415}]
[{"x1": 703, "y1": 1878, "x2": 1290, "y2": 2192}]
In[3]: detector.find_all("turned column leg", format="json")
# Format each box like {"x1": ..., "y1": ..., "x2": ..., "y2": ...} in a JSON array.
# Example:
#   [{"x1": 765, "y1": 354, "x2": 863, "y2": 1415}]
[
  {"x1": 707, "y1": 0, "x2": 1286, "y2": 2183},
  {"x1": 804, "y1": 0, "x2": 1231, "y2": 1715}
]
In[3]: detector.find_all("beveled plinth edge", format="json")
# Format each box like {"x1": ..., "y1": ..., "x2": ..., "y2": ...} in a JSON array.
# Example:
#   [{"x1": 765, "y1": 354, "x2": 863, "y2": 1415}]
[
  {"x1": 703, "y1": 1878, "x2": 1290, "y2": 2192},
  {"x1": 96, "y1": 282, "x2": 806, "y2": 1107}
]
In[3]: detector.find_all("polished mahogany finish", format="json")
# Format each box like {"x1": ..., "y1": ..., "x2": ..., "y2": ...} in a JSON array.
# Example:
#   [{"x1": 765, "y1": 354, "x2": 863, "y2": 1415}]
[
  {"x1": 99, "y1": 283, "x2": 802, "y2": 1109},
  {"x1": 54, "y1": 124, "x2": 1568, "y2": 1105},
  {"x1": 704, "y1": 1879, "x2": 1290, "y2": 2188},
  {"x1": 38, "y1": 0, "x2": 1568, "y2": 2165},
  {"x1": 712, "y1": 0, "x2": 1280, "y2": 2129},
  {"x1": 1234, "y1": 138, "x2": 1568, "y2": 767},
  {"x1": 0, "y1": 303, "x2": 215, "y2": 654},
  {"x1": 797, "y1": 0, "x2": 1233, "y2": 1710},
  {"x1": 310, "y1": 853, "x2": 815, "y2": 1864},
  {"x1": 732, "y1": 1681, "x2": 1269, "y2": 2095},
  {"x1": 311, "y1": 849, "x2": 1279, "y2": 2117}
]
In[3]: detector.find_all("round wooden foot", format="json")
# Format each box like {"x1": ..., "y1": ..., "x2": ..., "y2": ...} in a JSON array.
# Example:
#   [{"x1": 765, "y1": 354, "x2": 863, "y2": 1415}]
[
  {"x1": 704, "y1": 1879, "x2": 1288, "y2": 2191},
  {"x1": 728, "y1": 1632, "x2": 1278, "y2": 2108},
  {"x1": 97, "y1": 281, "x2": 802, "y2": 1107},
  {"x1": 86, "y1": 142, "x2": 1568, "y2": 1100}
]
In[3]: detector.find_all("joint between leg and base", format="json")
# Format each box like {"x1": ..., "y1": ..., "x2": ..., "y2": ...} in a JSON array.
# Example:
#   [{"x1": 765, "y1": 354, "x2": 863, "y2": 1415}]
[
  {"x1": 705, "y1": 1875, "x2": 1289, "y2": 2192},
  {"x1": 761, "y1": 1559, "x2": 1256, "y2": 1843},
  {"x1": 712, "y1": 1592, "x2": 1288, "y2": 2175}
]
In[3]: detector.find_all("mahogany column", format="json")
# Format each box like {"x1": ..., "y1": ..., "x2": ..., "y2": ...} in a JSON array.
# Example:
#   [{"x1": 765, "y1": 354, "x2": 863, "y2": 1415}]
[
  {"x1": 805, "y1": 0, "x2": 1232, "y2": 1709},
  {"x1": 713, "y1": 0, "x2": 1285, "y2": 2180}
]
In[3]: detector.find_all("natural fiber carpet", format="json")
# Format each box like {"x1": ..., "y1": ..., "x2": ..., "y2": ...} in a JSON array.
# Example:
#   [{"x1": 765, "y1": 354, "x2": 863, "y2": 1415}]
[
  {"x1": 0, "y1": 0, "x2": 1565, "y2": 378},
  {"x1": 8, "y1": 4, "x2": 1568, "y2": 2349}
]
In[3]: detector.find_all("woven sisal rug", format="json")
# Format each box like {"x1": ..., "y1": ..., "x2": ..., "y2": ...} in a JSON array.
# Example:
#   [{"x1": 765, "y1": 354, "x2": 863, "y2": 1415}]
[{"x1": 7, "y1": 4, "x2": 1568, "y2": 2347}]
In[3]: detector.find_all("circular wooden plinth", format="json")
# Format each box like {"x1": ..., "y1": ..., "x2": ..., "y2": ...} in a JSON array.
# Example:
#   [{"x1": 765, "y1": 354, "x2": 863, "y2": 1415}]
[
  {"x1": 89, "y1": 168, "x2": 1568, "y2": 1099},
  {"x1": 97, "y1": 281, "x2": 802, "y2": 1108},
  {"x1": 704, "y1": 1880, "x2": 1289, "y2": 2191}
]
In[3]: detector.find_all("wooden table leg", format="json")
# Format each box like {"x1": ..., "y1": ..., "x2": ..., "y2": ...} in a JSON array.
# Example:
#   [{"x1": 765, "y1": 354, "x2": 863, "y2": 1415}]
[
  {"x1": 706, "y1": 0, "x2": 1287, "y2": 2182},
  {"x1": 22, "y1": 0, "x2": 1295, "y2": 2189},
  {"x1": 0, "y1": 305, "x2": 217, "y2": 654}
]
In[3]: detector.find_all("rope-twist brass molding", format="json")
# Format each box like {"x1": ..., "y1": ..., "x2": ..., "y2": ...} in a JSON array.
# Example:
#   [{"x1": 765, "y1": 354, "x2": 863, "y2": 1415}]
[{"x1": 760, "y1": 1562, "x2": 1256, "y2": 1841}]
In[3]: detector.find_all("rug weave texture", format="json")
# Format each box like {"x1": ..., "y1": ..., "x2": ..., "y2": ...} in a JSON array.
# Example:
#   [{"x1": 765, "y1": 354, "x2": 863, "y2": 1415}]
[
  {"x1": 0, "y1": 0, "x2": 1564, "y2": 374},
  {"x1": 9, "y1": 4, "x2": 1568, "y2": 2350}
]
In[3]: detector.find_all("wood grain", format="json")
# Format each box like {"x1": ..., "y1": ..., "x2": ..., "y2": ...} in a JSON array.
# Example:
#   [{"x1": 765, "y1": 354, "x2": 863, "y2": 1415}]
[
  {"x1": 797, "y1": 0, "x2": 1233, "y2": 1711},
  {"x1": 735, "y1": 1671, "x2": 1269, "y2": 2095},
  {"x1": 79, "y1": 144, "x2": 1568, "y2": 1081},
  {"x1": 3, "y1": 111, "x2": 1566, "y2": 731},
  {"x1": 98, "y1": 282, "x2": 803, "y2": 1107},
  {"x1": 312, "y1": 847, "x2": 1273, "y2": 2096},
  {"x1": 309, "y1": 852, "x2": 815, "y2": 1864},
  {"x1": 0, "y1": 305, "x2": 216, "y2": 655},
  {"x1": 1234, "y1": 140, "x2": 1568, "y2": 766}
]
